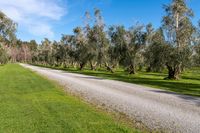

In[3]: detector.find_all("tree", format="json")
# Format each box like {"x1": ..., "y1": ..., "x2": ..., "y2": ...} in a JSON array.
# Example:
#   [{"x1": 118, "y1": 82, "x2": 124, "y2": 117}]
[
  {"x1": 0, "y1": 45, "x2": 8, "y2": 64},
  {"x1": 73, "y1": 27, "x2": 89, "y2": 70},
  {"x1": 0, "y1": 11, "x2": 17, "y2": 42},
  {"x1": 83, "y1": 11, "x2": 99, "y2": 70},
  {"x1": 60, "y1": 34, "x2": 75, "y2": 67},
  {"x1": 37, "y1": 38, "x2": 52, "y2": 65},
  {"x1": 162, "y1": 0, "x2": 194, "y2": 79},
  {"x1": 122, "y1": 24, "x2": 146, "y2": 74},
  {"x1": 109, "y1": 24, "x2": 146, "y2": 74},
  {"x1": 108, "y1": 25, "x2": 127, "y2": 69},
  {"x1": 192, "y1": 21, "x2": 200, "y2": 67},
  {"x1": 93, "y1": 9, "x2": 113, "y2": 72},
  {"x1": 21, "y1": 41, "x2": 32, "y2": 62},
  {"x1": 193, "y1": 43, "x2": 200, "y2": 66},
  {"x1": 0, "y1": 11, "x2": 17, "y2": 64},
  {"x1": 145, "y1": 23, "x2": 154, "y2": 46},
  {"x1": 144, "y1": 28, "x2": 167, "y2": 72}
]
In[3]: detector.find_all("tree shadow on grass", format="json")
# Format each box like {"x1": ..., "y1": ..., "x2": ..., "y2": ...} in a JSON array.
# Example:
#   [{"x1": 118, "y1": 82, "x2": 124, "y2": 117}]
[
  {"x1": 127, "y1": 79, "x2": 200, "y2": 97},
  {"x1": 181, "y1": 76, "x2": 200, "y2": 81},
  {"x1": 85, "y1": 71, "x2": 199, "y2": 97},
  {"x1": 33, "y1": 64, "x2": 200, "y2": 98},
  {"x1": 78, "y1": 72, "x2": 200, "y2": 97}
]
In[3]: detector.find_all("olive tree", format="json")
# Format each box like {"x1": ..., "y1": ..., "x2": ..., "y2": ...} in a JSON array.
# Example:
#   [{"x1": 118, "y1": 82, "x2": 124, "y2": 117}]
[{"x1": 144, "y1": 28, "x2": 168, "y2": 72}]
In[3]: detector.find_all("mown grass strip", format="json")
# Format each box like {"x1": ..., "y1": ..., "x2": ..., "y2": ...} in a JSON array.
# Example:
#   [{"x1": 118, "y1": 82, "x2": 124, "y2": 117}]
[{"x1": 0, "y1": 64, "x2": 139, "y2": 133}]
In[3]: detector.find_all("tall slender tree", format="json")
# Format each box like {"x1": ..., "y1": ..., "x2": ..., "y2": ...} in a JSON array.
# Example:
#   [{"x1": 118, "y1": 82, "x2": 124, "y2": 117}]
[
  {"x1": 0, "y1": 11, "x2": 17, "y2": 43},
  {"x1": 73, "y1": 27, "x2": 89, "y2": 70},
  {"x1": 162, "y1": 0, "x2": 195, "y2": 79}
]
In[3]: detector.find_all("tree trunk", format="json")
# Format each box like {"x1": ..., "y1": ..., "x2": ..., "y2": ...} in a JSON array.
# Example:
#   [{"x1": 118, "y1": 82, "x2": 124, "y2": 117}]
[
  {"x1": 89, "y1": 61, "x2": 97, "y2": 70},
  {"x1": 146, "y1": 66, "x2": 152, "y2": 72},
  {"x1": 63, "y1": 62, "x2": 67, "y2": 68},
  {"x1": 79, "y1": 62, "x2": 85, "y2": 70},
  {"x1": 166, "y1": 64, "x2": 181, "y2": 80},
  {"x1": 105, "y1": 62, "x2": 114, "y2": 73},
  {"x1": 129, "y1": 64, "x2": 136, "y2": 74}
]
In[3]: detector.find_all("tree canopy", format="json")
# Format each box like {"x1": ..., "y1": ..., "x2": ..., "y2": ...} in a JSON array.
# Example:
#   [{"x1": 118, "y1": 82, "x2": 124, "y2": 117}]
[{"x1": 1, "y1": 0, "x2": 200, "y2": 80}]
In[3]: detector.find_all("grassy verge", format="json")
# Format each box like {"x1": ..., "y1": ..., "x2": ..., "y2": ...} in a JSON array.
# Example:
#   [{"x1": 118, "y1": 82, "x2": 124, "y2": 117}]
[
  {"x1": 0, "y1": 64, "x2": 139, "y2": 133},
  {"x1": 32, "y1": 64, "x2": 200, "y2": 97}
]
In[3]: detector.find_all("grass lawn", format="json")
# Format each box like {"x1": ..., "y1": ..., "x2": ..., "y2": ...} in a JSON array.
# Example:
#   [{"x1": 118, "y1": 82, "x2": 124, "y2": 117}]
[
  {"x1": 0, "y1": 64, "x2": 139, "y2": 133},
  {"x1": 34, "y1": 64, "x2": 200, "y2": 97}
]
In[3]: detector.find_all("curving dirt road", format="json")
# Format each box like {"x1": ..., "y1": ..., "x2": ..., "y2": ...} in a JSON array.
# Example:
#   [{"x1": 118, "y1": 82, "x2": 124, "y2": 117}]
[{"x1": 21, "y1": 64, "x2": 200, "y2": 133}]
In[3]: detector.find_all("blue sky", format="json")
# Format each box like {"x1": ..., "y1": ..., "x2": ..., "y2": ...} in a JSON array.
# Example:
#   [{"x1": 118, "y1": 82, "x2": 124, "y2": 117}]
[{"x1": 0, "y1": 0, "x2": 200, "y2": 43}]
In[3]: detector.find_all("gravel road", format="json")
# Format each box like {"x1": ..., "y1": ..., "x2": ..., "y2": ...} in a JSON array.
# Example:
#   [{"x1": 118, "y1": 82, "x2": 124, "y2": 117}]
[{"x1": 21, "y1": 64, "x2": 200, "y2": 133}]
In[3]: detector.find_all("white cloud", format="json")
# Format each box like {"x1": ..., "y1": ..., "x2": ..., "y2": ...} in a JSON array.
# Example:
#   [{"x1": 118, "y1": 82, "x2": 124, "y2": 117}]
[
  {"x1": 27, "y1": 21, "x2": 54, "y2": 38},
  {"x1": 0, "y1": 0, "x2": 66, "y2": 39}
]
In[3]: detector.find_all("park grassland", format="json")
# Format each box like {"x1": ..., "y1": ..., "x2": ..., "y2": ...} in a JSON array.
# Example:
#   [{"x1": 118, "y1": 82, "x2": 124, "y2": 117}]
[
  {"x1": 35, "y1": 64, "x2": 200, "y2": 97},
  {"x1": 0, "y1": 64, "x2": 139, "y2": 133}
]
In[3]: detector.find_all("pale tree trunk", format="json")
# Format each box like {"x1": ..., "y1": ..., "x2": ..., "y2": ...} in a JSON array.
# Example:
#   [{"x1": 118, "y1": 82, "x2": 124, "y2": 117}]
[{"x1": 89, "y1": 61, "x2": 97, "y2": 70}]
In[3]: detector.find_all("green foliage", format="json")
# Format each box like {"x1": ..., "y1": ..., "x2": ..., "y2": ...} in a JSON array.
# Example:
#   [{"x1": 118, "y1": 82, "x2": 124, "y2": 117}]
[
  {"x1": 162, "y1": 0, "x2": 195, "y2": 79},
  {"x1": 144, "y1": 42, "x2": 168, "y2": 72},
  {"x1": 193, "y1": 44, "x2": 200, "y2": 66},
  {"x1": 144, "y1": 28, "x2": 167, "y2": 72},
  {"x1": 0, "y1": 11, "x2": 17, "y2": 42},
  {"x1": 0, "y1": 45, "x2": 8, "y2": 64},
  {"x1": 73, "y1": 26, "x2": 90, "y2": 69},
  {"x1": 0, "y1": 64, "x2": 139, "y2": 133},
  {"x1": 1, "y1": 4, "x2": 199, "y2": 81}
]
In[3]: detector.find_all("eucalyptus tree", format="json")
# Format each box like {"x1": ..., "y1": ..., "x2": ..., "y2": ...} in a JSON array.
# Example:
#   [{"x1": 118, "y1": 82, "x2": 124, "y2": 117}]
[
  {"x1": 28, "y1": 40, "x2": 38, "y2": 63},
  {"x1": 37, "y1": 38, "x2": 52, "y2": 65},
  {"x1": 20, "y1": 41, "x2": 32, "y2": 62},
  {"x1": 0, "y1": 11, "x2": 17, "y2": 64},
  {"x1": 145, "y1": 23, "x2": 154, "y2": 46},
  {"x1": 162, "y1": 0, "x2": 195, "y2": 79},
  {"x1": 50, "y1": 41, "x2": 60, "y2": 66},
  {"x1": 87, "y1": 27, "x2": 100, "y2": 70},
  {"x1": 83, "y1": 11, "x2": 99, "y2": 70},
  {"x1": 73, "y1": 27, "x2": 90, "y2": 70},
  {"x1": 92, "y1": 9, "x2": 113, "y2": 72},
  {"x1": 193, "y1": 24, "x2": 200, "y2": 66},
  {"x1": 0, "y1": 11, "x2": 17, "y2": 43},
  {"x1": 60, "y1": 34, "x2": 75, "y2": 67},
  {"x1": 29, "y1": 40, "x2": 37, "y2": 52}
]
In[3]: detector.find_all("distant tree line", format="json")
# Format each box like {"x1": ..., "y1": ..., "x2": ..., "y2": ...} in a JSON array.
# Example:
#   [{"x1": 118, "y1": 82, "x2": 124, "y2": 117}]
[{"x1": 1, "y1": 0, "x2": 200, "y2": 80}]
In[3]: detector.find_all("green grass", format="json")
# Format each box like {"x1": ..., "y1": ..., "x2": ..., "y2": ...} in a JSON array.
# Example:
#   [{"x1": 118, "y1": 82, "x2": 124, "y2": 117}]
[
  {"x1": 0, "y1": 64, "x2": 139, "y2": 133},
  {"x1": 34, "y1": 64, "x2": 200, "y2": 97}
]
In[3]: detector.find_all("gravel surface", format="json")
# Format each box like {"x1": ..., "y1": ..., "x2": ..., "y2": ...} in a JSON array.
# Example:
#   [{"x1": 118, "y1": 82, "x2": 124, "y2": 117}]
[{"x1": 21, "y1": 64, "x2": 200, "y2": 133}]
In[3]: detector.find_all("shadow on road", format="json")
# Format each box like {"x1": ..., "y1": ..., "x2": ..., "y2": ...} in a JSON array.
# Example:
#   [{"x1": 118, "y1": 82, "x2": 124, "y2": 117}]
[{"x1": 150, "y1": 90, "x2": 200, "y2": 107}]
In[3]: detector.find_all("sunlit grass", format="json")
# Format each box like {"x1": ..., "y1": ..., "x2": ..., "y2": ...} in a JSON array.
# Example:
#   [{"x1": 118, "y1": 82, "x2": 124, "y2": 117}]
[
  {"x1": 35, "y1": 64, "x2": 200, "y2": 97},
  {"x1": 0, "y1": 64, "x2": 139, "y2": 133}
]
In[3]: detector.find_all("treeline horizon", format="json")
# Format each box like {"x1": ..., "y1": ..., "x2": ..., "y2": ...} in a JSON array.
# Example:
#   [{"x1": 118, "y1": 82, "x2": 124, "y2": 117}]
[{"x1": 1, "y1": 0, "x2": 200, "y2": 80}]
